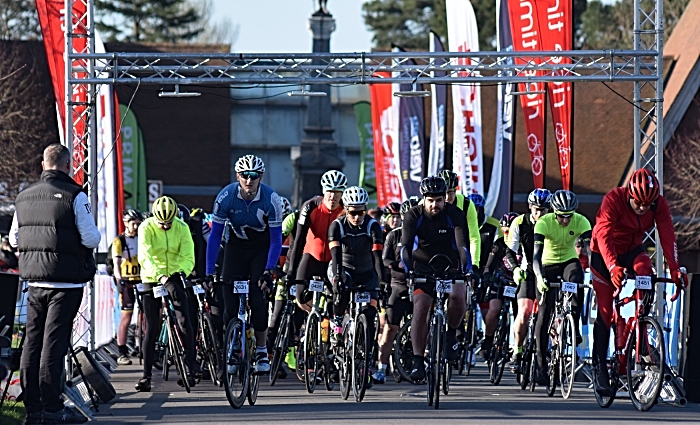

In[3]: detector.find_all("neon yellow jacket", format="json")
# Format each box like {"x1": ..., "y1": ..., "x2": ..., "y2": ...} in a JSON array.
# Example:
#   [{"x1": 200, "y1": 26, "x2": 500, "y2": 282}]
[
  {"x1": 138, "y1": 216, "x2": 195, "y2": 283},
  {"x1": 455, "y1": 194, "x2": 482, "y2": 267}
]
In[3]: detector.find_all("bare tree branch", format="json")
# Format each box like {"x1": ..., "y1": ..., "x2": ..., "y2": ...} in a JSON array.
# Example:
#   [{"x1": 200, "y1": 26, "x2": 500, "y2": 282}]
[{"x1": 665, "y1": 126, "x2": 700, "y2": 251}]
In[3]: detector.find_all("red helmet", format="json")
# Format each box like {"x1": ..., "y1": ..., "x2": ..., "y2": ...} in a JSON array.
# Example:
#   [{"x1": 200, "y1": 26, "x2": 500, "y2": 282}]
[{"x1": 628, "y1": 169, "x2": 660, "y2": 205}]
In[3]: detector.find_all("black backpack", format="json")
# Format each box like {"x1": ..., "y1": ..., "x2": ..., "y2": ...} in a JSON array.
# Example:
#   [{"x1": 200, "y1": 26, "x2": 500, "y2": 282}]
[{"x1": 106, "y1": 234, "x2": 128, "y2": 276}]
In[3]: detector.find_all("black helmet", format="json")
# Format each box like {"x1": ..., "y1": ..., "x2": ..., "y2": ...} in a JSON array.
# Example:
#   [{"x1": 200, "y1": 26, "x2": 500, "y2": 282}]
[
  {"x1": 400, "y1": 198, "x2": 419, "y2": 218},
  {"x1": 178, "y1": 204, "x2": 191, "y2": 225},
  {"x1": 419, "y1": 176, "x2": 448, "y2": 197},
  {"x1": 438, "y1": 169, "x2": 459, "y2": 190},
  {"x1": 122, "y1": 209, "x2": 143, "y2": 222},
  {"x1": 550, "y1": 190, "x2": 578, "y2": 215},
  {"x1": 384, "y1": 202, "x2": 401, "y2": 216}
]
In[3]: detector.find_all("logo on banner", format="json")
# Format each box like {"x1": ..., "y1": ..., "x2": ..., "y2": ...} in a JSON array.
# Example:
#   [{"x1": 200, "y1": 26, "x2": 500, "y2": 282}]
[
  {"x1": 527, "y1": 134, "x2": 543, "y2": 175},
  {"x1": 380, "y1": 107, "x2": 402, "y2": 198},
  {"x1": 409, "y1": 116, "x2": 422, "y2": 182}
]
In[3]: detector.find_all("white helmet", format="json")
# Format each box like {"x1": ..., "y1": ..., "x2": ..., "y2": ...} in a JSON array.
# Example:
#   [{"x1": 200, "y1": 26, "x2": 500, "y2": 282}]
[
  {"x1": 235, "y1": 155, "x2": 265, "y2": 173},
  {"x1": 320, "y1": 170, "x2": 347, "y2": 192},
  {"x1": 342, "y1": 186, "x2": 369, "y2": 207}
]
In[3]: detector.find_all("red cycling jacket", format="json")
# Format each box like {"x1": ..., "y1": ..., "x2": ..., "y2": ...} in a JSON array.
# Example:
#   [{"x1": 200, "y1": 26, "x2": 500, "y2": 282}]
[
  {"x1": 287, "y1": 196, "x2": 344, "y2": 275},
  {"x1": 591, "y1": 186, "x2": 679, "y2": 272}
]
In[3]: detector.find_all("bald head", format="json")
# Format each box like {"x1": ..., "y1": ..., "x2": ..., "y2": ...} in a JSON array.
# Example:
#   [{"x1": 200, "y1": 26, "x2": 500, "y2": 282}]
[{"x1": 42, "y1": 144, "x2": 71, "y2": 174}]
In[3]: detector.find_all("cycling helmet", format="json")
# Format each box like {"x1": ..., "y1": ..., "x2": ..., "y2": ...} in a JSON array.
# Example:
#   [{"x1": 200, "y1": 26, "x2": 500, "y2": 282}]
[
  {"x1": 178, "y1": 204, "x2": 191, "y2": 224},
  {"x1": 190, "y1": 207, "x2": 205, "y2": 221},
  {"x1": 499, "y1": 212, "x2": 519, "y2": 228},
  {"x1": 468, "y1": 193, "x2": 486, "y2": 208},
  {"x1": 152, "y1": 196, "x2": 178, "y2": 223},
  {"x1": 384, "y1": 202, "x2": 401, "y2": 216},
  {"x1": 234, "y1": 154, "x2": 265, "y2": 173},
  {"x1": 341, "y1": 186, "x2": 369, "y2": 207},
  {"x1": 280, "y1": 196, "x2": 293, "y2": 217},
  {"x1": 122, "y1": 209, "x2": 143, "y2": 222},
  {"x1": 527, "y1": 188, "x2": 552, "y2": 208},
  {"x1": 320, "y1": 170, "x2": 348, "y2": 192},
  {"x1": 142, "y1": 211, "x2": 153, "y2": 219},
  {"x1": 438, "y1": 169, "x2": 459, "y2": 190},
  {"x1": 400, "y1": 198, "x2": 419, "y2": 218},
  {"x1": 419, "y1": 176, "x2": 448, "y2": 197},
  {"x1": 550, "y1": 190, "x2": 578, "y2": 215},
  {"x1": 628, "y1": 168, "x2": 660, "y2": 205}
]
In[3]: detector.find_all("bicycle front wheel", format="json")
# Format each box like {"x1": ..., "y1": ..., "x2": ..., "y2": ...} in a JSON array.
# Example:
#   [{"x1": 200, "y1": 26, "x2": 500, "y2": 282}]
[
  {"x1": 247, "y1": 334, "x2": 259, "y2": 406},
  {"x1": 627, "y1": 316, "x2": 665, "y2": 412},
  {"x1": 340, "y1": 325, "x2": 352, "y2": 400},
  {"x1": 223, "y1": 319, "x2": 248, "y2": 409},
  {"x1": 489, "y1": 312, "x2": 509, "y2": 386},
  {"x1": 168, "y1": 312, "x2": 191, "y2": 393},
  {"x1": 393, "y1": 318, "x2": 414, "y2": 383},
  {"x1": 559, "y1": 314, "x2": 577, "y2": 399},
  {"x1": 352, "y1": 314, "x2": 370, "y2": 403},
  {"x1": 303, "y1": 313, "x2": 320, "y2": 393},
  {"x1": 201, "y1": 313, "x2": 220, "y2": 386},
  {"x1": 594, "y1": 356, "x2": 619, "y2": 408},
  {"x1": 269, "y1": 312, "x2": 290, "y2": 386}
]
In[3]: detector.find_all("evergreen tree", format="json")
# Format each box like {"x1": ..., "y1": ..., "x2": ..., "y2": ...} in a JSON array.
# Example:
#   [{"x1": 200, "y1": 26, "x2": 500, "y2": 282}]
[{"x1": 0, "y1": 0, "x2": 41, "y2": 41}]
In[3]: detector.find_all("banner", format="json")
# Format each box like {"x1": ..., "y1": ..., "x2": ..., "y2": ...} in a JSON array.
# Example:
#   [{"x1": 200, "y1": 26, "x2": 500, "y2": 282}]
[
  {"x1": 446, "y1": 0, "x2": 484, "y2": 195},
  {"x1": 508, "y1": 0, "x2": 546, "y2": 188},
  {"x1": 370, "y1": 73, "x2": 403, "y2": 206},
  {"x1": 35, "y1": 0, "x2": 88, "y2": 185},
  {"x1": 428, "y1": 32, "x2": 448, "y2": 176},
  {"x1": 395, "y1": 53, "x2": 425, "y2": 198},
  {"x1": 537, "y1": 0, "x2": 573, "y2": 190},
  {"x1": 354, "y1": 102, "x2": 378, "y2": 208},
  {"x1": 486, "y1": 0, "x2": 517, "y2": 218},
  {"x1": 120, "y1": 105, "x2": 149, "y2": 213}
]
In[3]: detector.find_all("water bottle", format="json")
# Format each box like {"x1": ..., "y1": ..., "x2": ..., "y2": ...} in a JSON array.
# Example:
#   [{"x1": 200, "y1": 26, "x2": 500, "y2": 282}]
[
  {"x1": 615, "y1": 316, "x2": 626, "y2": 350},
  {"x1": 321, "y1": 318, "x2": 330, "y2": 343}
]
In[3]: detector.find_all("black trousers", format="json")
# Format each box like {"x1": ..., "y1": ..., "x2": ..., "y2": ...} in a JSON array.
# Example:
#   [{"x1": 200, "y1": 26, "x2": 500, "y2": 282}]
[
  {"x1": 219, "y1": 244, "x2": 269, "y2": 334},
  {"x1": 21, "y1": 286, "x2": 83, "y2": 414},
  {"x1": 141, "y1": 279, "x2": 196, "y2": 379}
]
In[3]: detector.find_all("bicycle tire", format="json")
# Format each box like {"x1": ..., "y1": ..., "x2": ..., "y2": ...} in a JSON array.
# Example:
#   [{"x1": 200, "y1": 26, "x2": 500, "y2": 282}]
[
  {"x1": 393, "y1": 318, "x2": 415, "y2": 383},
  {"x1": 519, "y1": 346, "x2": 530, "y2": 390},
  {"x1": 269, "y1": 311, "x2": 290, "y2": 386},
  {"x1": 560, "y1": 314, "x2": 577, "y2": 399},
  {"x1": 546, "y1": 350, "x2": 557, "y2": 397},
  {"x1": 390, "y1": 349, "x2": 403, "y2": 383},
  {"x1": 169, "y1": 316, "x2": 191, "y2": 393},
  {"x1": 304, "y1": 313, "x2": 320, "y2": 394},
  {"x1": 223, "y1": 319, "x2": 248, "y2": 409},
  {"x1": 431, "y1": 315, "x2": 444, "y2": 409},
  {"x1": 464, "y1": 310, "x2": 477, "y2": 377},
  {"x1": 247, "y1": 334, "x2": 259, "y2": 406},
  {"x1": 594, "y1": 356, "x2": 619, "y2": 408},
  {"x1": 352, "y1": 314, "x2": 370, "y2": 403},
  {"x1": 441, "y1": 324, "x2": 451, "y2": 396},
  {"x1": 490, "y1": 312, "x2": 509, "y2": 386},
  {"x1": 340, "y1": 325, "x2": 352, "y2": 400},
  {"x1": 201, "y1": 313, "x2": 220, "y2": 386},
  {"x1": 528, "y1": 348, "x2": 537, "y2": 392},
  {"x1": 322, "y1": 341, "x2": 335, "y2": 391},
  {"x1": 162, "y1": 343, "x2": 170, "y2": 381},
  {"x1": 627, "y1": 316, "x2": 665, "y2": 412}
]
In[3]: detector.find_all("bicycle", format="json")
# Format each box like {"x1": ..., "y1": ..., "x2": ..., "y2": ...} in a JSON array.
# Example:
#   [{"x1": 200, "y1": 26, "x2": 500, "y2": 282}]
[
  {"x1": 391, "y1": 293, "x2": 414, "y2": 383},
  {"x1": 487, "y1": 273, "x2": 517, "y2": 385},
  {"x1": 302, "y1": 276, "x2": 334, "y2": 394},
  {"x1": 269, "y1": 280, "x2": 300, "y2": 386},
  {"x1": 458, "y1": 282, "x2": 482, "y2": 376},
  {"x1": 544, "y1": 280, "x2": 591, "y2": 399},
  {"x1": 223, "y1": 279, "x2": 260, "y2": 409},
  {"x1": 188, "y1": 279, "x2": 221, "y2": 387},
  {"x1": 517, "y1": 301, "x2": 538, "y2": 392},
  {"x1": 594, "y1": 272, "x2": 680, "y2": 411}
]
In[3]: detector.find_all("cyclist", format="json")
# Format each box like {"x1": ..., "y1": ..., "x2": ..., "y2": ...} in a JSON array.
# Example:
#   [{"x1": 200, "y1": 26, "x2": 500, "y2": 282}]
[
  {"x1": 590, "y1": 168, "x2": 687, "y2": 395},
  {"x1": 112, "y1": 209, "x2": 143, "y2": 366},
  {"x1": 205, "y1": 155, "x2": 284, "y2": 375},
  {"x1": 136, "y1": 196, "x2": 196, "y2": 392},
  {"x1": 401, "y1": 176, "x2": 472, "y2": 382},
  {"x1": 328, "y1": 186, "x2": 383, "y2": 350},
  {"x1": 286, "y1": 170, "x2": 347, "y2": 311},
  {"x1": 532, "y1": 190, "x2": 591, "y2": 385},
  {"x1": 505, "y1": 188, "x2": 551, "y2": 373},
  {"x1": 438, "y1": 169, "x2": 481, "y2": 269},
  {"x1": 374, "y1": 197, "x2": 419, "y2": 383},
  {"x1": 382, "y1": 202, "x2": 402, "y2": 236}
]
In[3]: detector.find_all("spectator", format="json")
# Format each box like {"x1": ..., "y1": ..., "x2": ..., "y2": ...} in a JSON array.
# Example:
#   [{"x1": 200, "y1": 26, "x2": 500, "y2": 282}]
[{"x1": 10, "y1": 143, "x2": 100, "y2": 424}]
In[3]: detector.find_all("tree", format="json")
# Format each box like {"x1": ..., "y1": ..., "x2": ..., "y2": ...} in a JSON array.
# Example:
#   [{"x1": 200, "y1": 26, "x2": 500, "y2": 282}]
[
  {"x1": 188, "y1": 0, "x2": 239, "y2": 48},
  {"x1": 664, "y1": 130, "x2": 700, "y2": 252},
  {"x1": 0, "y1": 0, "x2": 42, "y2": 41},
  {"x1": 95, "y1": 0, "x2": 203, "y2": 43}
]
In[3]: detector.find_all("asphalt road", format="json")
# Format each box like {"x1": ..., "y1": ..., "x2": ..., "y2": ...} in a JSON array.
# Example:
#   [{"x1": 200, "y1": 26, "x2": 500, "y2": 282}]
[{"x1": 91, "y1": 360, "x2": 698, "y2": 424}]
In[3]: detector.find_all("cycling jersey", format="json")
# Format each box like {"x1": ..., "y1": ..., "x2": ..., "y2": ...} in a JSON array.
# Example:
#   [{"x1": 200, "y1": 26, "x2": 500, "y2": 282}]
[
  {"x1": 112, "y1": 234, "x2": 140, "y2": 280},
  {"x1": 590, "y1": 186, "x2": 679, "y2": 271},
  {"x1": 484, "y1": 236, "x2": 511, "y2": 278},
  {"x1": 477, "y1": 215, "x2": 503, "y2": 269},
  {"x1": 383, "y1": 227, "x2": 405, "y2": 286},
  {"x1": 454, "y1": 194, "x2": 481, "y2": 267},
  {"x1": 138, "y1": 217, "x2": 195, "y2": 283},
  {"x1": 506, "y1": 213, "x2": 536, "y2": 270},
  {"x1": 534, "y1": 213, "x2": 592, "y2": 265},
  {"x1": 328, "y1": 215, "x2": 384, "y2": 278}
]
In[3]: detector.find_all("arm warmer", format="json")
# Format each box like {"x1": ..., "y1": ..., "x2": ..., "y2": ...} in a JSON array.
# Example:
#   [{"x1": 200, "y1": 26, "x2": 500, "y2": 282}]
[
  {"x1": 206, "y1": 221, "x2": 225, "y2": 275},
  {"x1": 373, "y1": 250, "x2": 384, "y2": 283},
  {"x1": 266, "y1": 226, "x2": 283, "y2": 270}
]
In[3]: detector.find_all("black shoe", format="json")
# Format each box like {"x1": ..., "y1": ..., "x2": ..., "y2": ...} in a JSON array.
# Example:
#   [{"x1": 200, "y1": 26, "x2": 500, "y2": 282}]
[
  {"x1": 409, "y1": 366, "x2": 426, "y2": 383},
  {"x1": 480, "y1": 337, "x2": 493, "y2": 360},
  {"x1": 445, "y1": 331, "x2": 459, "y2": 362},
  {"x1": 595, "y1": 365, "x2": 613, "y2": 396},
  {"x1": 508, "y1": 353, "x2": 522, "y2": 373},
  {"x1": 535, "y1": 370, "x2": 548, "y2": 386},
  {"x1": 177, "y1": 376, "x2": 197, "y2": 388},
  {"x1": 41, "y1": 407, "x2": 87, "y2": 424},
  {"x1": 277, "y1": 366, "x2": 288, "y2": 379},
  {"x1": 24, "y1": 411, "x2": 42, "y2": 425},
  {"x1": 135, "y1": 377, "x2": 151, "y2": 392}
]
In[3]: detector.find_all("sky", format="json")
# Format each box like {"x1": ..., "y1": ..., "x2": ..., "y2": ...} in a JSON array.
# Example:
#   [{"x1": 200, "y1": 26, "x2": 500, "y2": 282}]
[{"x1": 210, "y1": 0, "x2": 375, "y2": 53}]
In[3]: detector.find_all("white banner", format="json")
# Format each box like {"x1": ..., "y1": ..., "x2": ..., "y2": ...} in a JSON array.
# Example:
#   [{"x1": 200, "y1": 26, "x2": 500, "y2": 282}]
[
  {"x1": 428, "y1": 32, "x2": 447, "y2": 176},
  {"x1": 446, "y1": 0, "x2": 483, "y2": 195}
]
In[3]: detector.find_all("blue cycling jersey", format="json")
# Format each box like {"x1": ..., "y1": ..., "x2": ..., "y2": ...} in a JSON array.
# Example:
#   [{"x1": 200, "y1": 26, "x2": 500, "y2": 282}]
[{"x1": 212, "y1": 182, "x2": 283, "y2": 240}]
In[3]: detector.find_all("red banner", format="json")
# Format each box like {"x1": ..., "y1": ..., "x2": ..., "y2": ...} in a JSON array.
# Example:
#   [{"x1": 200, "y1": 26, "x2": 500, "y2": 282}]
[
  {"x1": 537, "y1": 0, "x2": 573, "y2": 190},
  {"x1": 508, "y1": 0, "x2": 546, "y2": 188},
  {"x1": 36, "y1": 0, "x2": 88, "y2": 185},
  {"x1": 370, "y1": 73, "x2": 402, "y2": 206}
]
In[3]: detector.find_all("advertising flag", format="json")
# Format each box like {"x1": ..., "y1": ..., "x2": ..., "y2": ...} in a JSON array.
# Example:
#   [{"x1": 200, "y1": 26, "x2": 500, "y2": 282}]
[
  {"x1": 370, "y1": 73, "x2": 403, "y2": 206},
  {"x1": 120, "y1": 105, "x2": 149, "y2": 213},
  {"x1": 354, "y1": 102, "x2": 378, "y2": 208},
  {"x1": 428, "y1": 32, "x2": 448, "y2": 176}
]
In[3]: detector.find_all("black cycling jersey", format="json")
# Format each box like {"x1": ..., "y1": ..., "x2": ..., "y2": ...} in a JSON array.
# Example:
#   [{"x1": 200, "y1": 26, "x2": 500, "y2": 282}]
[
  {"x1": 506, "y1": 213, "x2": 536, "y2": 271},
  {"x1": 400, "y1": 203, "x2": 470, "y2": 275},
  {"x1": 478, "y1": 221, "x2": 498, "y2": 269},
  {"x1": 484, "y1": 236, "x2": 510, "y2": 276},
  {"x1": 383, "y1": 227, "x2": 405, "y2": 286},
  {"x1": 328, "y1": 215, "x2": 384, "y2": 279}
]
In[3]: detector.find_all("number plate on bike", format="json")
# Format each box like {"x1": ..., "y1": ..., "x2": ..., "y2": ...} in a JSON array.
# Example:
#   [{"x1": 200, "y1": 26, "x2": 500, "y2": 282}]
[
  {"x1": 289, "y1": 285, "x2": 297, "y2": 297},
  {"x1": 233, "y1": 280, "x2": 249, "y2": 294},
  {"x1": 153, "y1": 285, "x2": 168, "y2": 298},
  {"x1": 503, "y1": 286, "x2": 517, "y2": 298},
  {"x1": 192, "y1": 284, "x2": 205, "y2": 295},
  {"x1": 562, "y1": 282, "x2": 578, "y2": 293},
  {"x1": 436, "y1": 279, "x2": 453, "y2": 294},
  {"x1": 309, "y1": 279, "x2": 324, "y2": 292},
  {"x1": 355, "y1": 292, "x2": 371, "y2": 303},
  {"x1": 635, "y1": 276, "x2": 652, "y2": 290},
  {"x1": 136, "y1": 283, "x2": 146, "y2": 293}
]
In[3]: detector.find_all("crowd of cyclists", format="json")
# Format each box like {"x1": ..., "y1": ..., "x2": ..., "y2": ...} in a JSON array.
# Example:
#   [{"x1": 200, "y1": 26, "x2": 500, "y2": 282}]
[{"x1": 111, "y1": 154, "x2": 688, "y2": 408}]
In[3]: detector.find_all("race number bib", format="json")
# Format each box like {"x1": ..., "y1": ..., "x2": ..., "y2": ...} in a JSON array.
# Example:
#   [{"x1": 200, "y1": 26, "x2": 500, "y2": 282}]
[
  {"x1": 233, "y1": 280, "x2": 249, "y2": 294},
  {"x1": 436, "y1": 279, "x2": 453, "y2": 294},
  {"x1": 309, "y1": 279, "x2": 325, "y2": 293},
  {"x1": 193, "y1": 284, "x2": 205, "y2": 295},
  {"x1": 355, "y1": 292, "x2": 371, "y2": 304},
  {"x1": 153, "y1": 286, "x2": 168, "y2": 298},
  {"x1": 635, "y1": 276, "x2": 652, "y2": 290},
  {"x1": 136, "y1": 283, "x2": 146, "y2": 293},
  {"x1": 289, "y1": 285, "x2": 297, "y2": 297},
  {"x1": 503, "y1": 286, "x2": 517, "y2": 298},
  {"x1": 562, "y1": 282, "x2": 578, "y2": 293}
]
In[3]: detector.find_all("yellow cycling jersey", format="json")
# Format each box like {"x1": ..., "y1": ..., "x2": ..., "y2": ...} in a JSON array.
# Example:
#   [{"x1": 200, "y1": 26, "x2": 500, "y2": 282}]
[
  {"x1": 534, "y1": 213, "x2": 591, "y2": 265},
  {"x1": 112, "y1": 234, "x2": 141, "y2": 280}
]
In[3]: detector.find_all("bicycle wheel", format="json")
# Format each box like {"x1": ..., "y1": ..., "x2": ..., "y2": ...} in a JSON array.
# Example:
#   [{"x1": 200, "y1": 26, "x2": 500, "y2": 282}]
[
  {"x1": 223, "y1": 319, "x2": 248, "y2": 409},
  {"x1": 442, "y1": 329, "x2": 451, "y2": 395},
  {"x1": 169, "y1": 316, "x2": 191, "y2": 393},
  {"x1": 269, "y1": 311, "x2": 290, "y2": 386},
  {"x1": 559, "y1": 314, "x2": 577, "y2": 399},
  {"x1": 322, "y1": 341, "x2": 335, "y2": 391},
  {"x1": 546, "y1": 350, "x2": 557, "y2": 397},
  {"x1": 626, "y1": 316, "x2": 665, "y2": 411},
  {"x1": 247, "y1": 334, "x2": 259, "y2": 406},
  {"x1": 430, "y1": 315, "x2": 444, "y2": 409},
  {"x1": 490, "y1": 314, "x2": 509, "y2": 386},
  {"x1": 201, "y1": 313, "x2": 220, "y2": 386},
  {"x1": 464, "y1": 310, "x2": 477, "y2": 376},
  {"x1": 519, "y1": 346, "x2": 531, "y2": 390},
  {"x1": 393, "y1": 318, "x2": 415, "y2": 383},
  {"x1": 162, "y1": 343, "x2": 170, "y2": 381},
  {"x1": 352, "y1": 314, "x2": 370, "y2": 403},
  {"x1": 303, "y1": 313, "x2": 320, "y2": 393},
  {"x1": 528, "y1": 349, "x2": 537, "y2": 392},
  {"x1": 594, "y1": 357, "x2": 619, "y2": 408},
  {"x1": 340, "y1": 325, "x2": 352, "y2": 400},
  {"x1": 390, "y1": 349, "x2": 403, "y2": 383}
]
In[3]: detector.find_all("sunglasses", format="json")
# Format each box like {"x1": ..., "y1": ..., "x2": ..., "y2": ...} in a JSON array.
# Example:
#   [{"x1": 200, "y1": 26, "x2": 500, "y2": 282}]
[
  {"x1": 157, "y1": 220, "x2": 173, "y2": 227},
  {"x1": 240, "y1": 171, "x2": 261, "y2": 181},
  {"x1": 631, "y1": 198, "x2": 652, "y2": 209},
  {"x1": 348, "y1": 210, "x2": 366, "y2": 217},
  {"x1": 555, "y1": 213, "x2": 573, "y2": 219}
]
